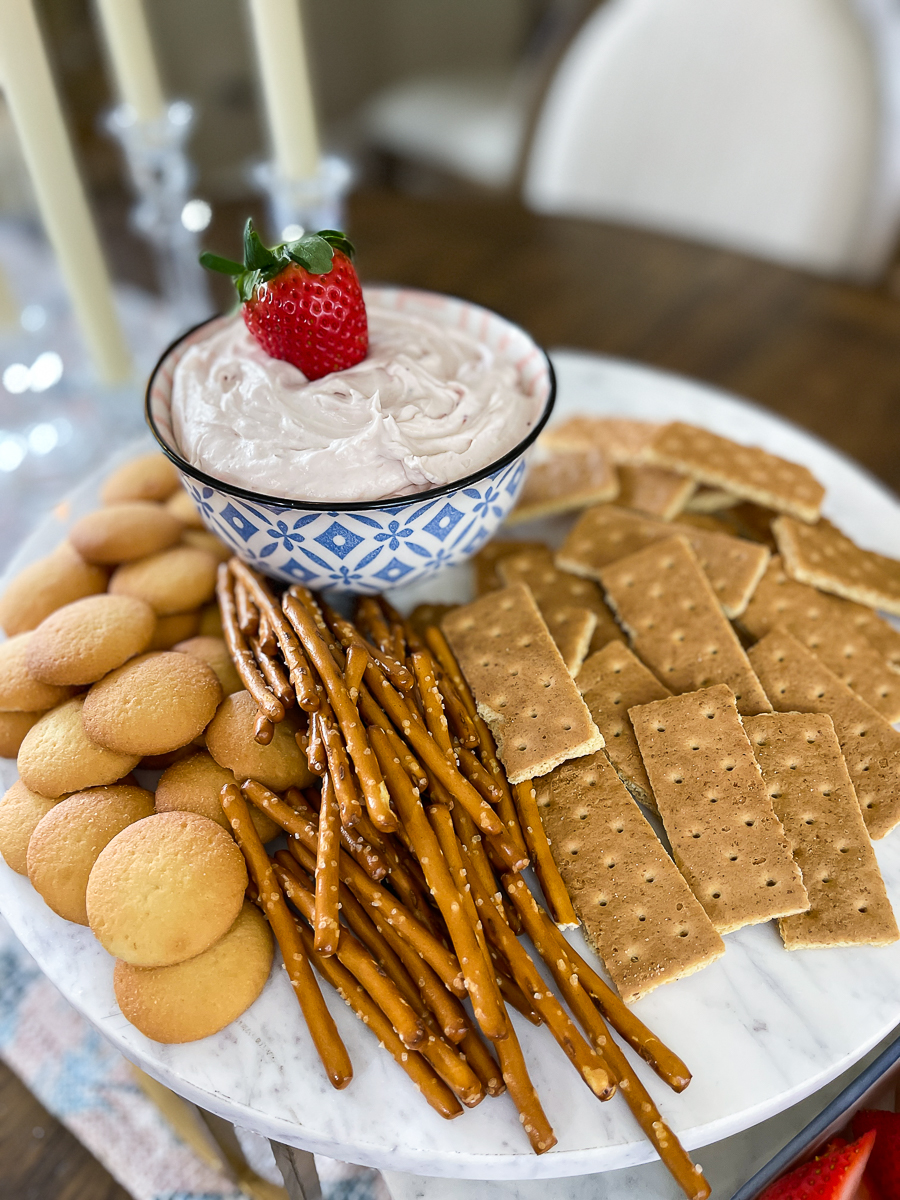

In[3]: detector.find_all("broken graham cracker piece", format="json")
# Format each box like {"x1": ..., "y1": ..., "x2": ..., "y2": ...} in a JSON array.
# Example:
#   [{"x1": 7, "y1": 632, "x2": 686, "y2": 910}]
[
  {"x1": 576, "y1": 642, "x2": 671, "y2": 812},
  {"x1": 540, "y1": 416, "x2": 660, "y2": 463},
  {"x1": 684, "y1": 485, "x2": 739, "y2": 514},
  {"x1": 745, "y1": 712, "x2": 898, "y2": 949},
  {"x1": 507, "y1": 446, "x2": 618, "y2": 524},
  {"x1": 748, "y1": 627, "x2": 900, "y2": 840},
  {"x1": 630, "y1": 685, "x2": 808, "y2": 934},
  {"x1": 441, "y1": 583, "x2": 604, "y2": 784},
  {"x1": 644, "y1": 422, "x2": 825, "y2": 523},
  {"x1": 541, "y1": 606, "x2": 597, "y2": 675},
  {"x1": 536, "y1": 751, "x2": 724, "y2": 1001},
  {"x1": 472, "y1": 539, "x2": 547, "y2": 596},
  {"x1": 557, "y1": 504, "x2": 770, "y2": 619},
  {"x1": 774, "y1": 515, "x2": 900, "y2": 617},
  {"x1": 616, "y1": 464, "x2": 695, "y2": 520},
  {"x1": 740, "y1": 557, "x2": 900, "y2": 723},
  {"x1": 598, "y1": 536, "x2": 772, "y2": 716}
]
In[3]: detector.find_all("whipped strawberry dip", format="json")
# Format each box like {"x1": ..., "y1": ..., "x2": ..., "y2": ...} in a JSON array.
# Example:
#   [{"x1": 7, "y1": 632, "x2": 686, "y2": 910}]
[{"x1": 170, "y1": 296, "x2": 543, "y2": 503}]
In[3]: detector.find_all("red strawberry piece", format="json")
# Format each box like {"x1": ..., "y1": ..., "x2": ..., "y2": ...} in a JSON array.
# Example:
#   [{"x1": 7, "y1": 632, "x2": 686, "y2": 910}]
[
  {"x1": 200, "y1": 222, "x2": 368, "y2": 381},
  {"x1": 758, "y1": 1129, "x2": 876, "y2": 1200},
  {"x1": 853, "y1": 1110, "x2": 900, "y2": 1199}
]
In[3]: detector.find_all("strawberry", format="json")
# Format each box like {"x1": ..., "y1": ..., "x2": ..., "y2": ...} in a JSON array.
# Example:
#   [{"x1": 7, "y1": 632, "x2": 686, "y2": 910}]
[
  {"x1": 200, "y1": 221, "x2": 368, "y2": 381},
  {"x1": 758, "y1": 1129, "x2": 876, "y2": 1200},
  {"x1": 853, "y1": 1110, "x2": 900, "y2": 1199}
]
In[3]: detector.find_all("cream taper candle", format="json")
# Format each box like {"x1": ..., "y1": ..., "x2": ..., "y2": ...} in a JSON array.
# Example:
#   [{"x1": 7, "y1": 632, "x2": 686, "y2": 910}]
[
  {"x1": 94, "y1": 0, "x2": 165, "y2": 122},
  {"x1": 247, "y1": 0, "x2": 320, "y2": 180},
  {"x1": 0, "y1": 0, "x2": 131, "y2": 381}
]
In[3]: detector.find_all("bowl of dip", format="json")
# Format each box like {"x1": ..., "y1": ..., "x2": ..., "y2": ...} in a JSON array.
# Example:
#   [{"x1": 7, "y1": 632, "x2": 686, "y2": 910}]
[{"x1": 146, "y1": 285, "x2": 555, "y2": 593}]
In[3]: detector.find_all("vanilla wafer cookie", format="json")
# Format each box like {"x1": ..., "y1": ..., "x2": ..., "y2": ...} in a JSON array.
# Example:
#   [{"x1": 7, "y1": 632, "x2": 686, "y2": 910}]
[
  {"x1": 774, "y1": 516, "x2": 900, "y2": 616},
  {"x1": 617, "y1": 465, "x2": 695, "y2": 520},
  {"x1": 537, "y1": 751, "x2": 724, "y2": 1000},
  {"x1": 442, "y1": 584, "x2": 604, "y2": 784},
  {"x1": 576, "y1": 642, "x2": 671, "y2": 811},
  {"x1": 557, "y1": 505, "x2": 769, "y2": 618},
  {"x1": 630, "y1": 685, "x2": 808, "y2": 933},
  {"x1": 472, "y1": 539, "x2": 547, "y2": 595},
  {"x1": 748, "y1": 628, "x2": 900, "y2": 840},
  {"x1": 745, "y1": 712, "x2": 898, "y2": 949},
  {"x1": 508, "y1": 447, "x2": 618, "y2": 523},
  {"x1": 541, "y1": 416, "x2": 660, "y2": 463},
  {"x1": 599, "y1": 536, "x2": 771, "y2": 715},
  {"x1": 645, "y1": 423, "x2": 825, "y2": 523}
]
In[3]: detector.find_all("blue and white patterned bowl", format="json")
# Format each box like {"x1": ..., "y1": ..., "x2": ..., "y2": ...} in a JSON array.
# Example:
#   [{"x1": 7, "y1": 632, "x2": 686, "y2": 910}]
[{"x1": 145, "y1": 286, "x2": 555, "y2": 593}]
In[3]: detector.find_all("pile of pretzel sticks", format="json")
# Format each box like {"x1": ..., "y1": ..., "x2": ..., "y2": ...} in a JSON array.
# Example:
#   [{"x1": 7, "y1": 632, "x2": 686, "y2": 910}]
[{"x1": 216, "y1": 558, "x2": 710, "y2": 1200}]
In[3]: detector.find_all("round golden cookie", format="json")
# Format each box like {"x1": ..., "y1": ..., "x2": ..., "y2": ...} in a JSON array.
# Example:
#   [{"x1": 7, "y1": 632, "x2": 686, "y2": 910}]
[
  {"x1": 27, "y1": 784, "x2": 155, "y2": 925},
  {"x1": 0, "y1": 781, "x2": 59, "y2": 874},
  {"x1": 113, "y1": 902, "x2": 273, "y2": 1043},
  {"x1": 156, "y1": 749, "x2": 280, "y2": 841},
  {"x1": 205, "y1": 690, "x2": 315, "y2": 793},
  {"x1": 86, "y1": 811, "x2": 248, "y2": 966},
  {"x1": 0, "y1": 633, "x2": 75, "y2": 712},
  {"x1": 109, "y1": 545, "x2": 217, "y2": 615},
  {"x1": 147, "y1": 610, "x2": 201, "y2": 650},
  {"x1": 70, "y1": 502, "x2": 183, "y2": 565},
  {"x1": 165, "y1": 488, "x2": 204, "y2": 528},
  {"x1": 81, "y1": 651, "x2": 222, "y2": 757},
  {"x1": 0, "y1": 711, "x2": 42, "y2": 759},
  {"x1": 0, "y1": 542, "x2": 107, "y2": 636},
  {"x1": 180, "y1": 529, "x2": 231, "y2": 563},
  {"x1": 174, "y1": 635, "x2": 241, "y2": 696},
  {"x1": 101, "y1": 453, "x2": 180, "y2": 505},
  {"x1": 17, "y1": 696, "x2": 141, "y2": 798},
  {"x1": 197, "y1": 603, "x2": 224, "y2": 639},
  {"x1": 26, "y1": 594, "x2": 156, "y2": 686}
]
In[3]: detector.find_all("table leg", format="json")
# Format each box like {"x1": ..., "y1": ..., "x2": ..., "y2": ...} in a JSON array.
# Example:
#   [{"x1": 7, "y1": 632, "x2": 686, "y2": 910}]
[{"x1": 270, "y1": 1142, "x2": 323, "y2": 1200}]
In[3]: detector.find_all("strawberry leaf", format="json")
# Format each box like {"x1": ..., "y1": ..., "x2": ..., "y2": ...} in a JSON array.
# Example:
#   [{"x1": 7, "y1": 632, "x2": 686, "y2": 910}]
[
  {"x1": 284, "y1": 234, "x2": 335, "y2": 275},
  {"x1": 198, "y1": 252, "x2": 244, "y2": 276},
  {"x1": 243, "y1": 220, "x2": 279, "y2": 271}
]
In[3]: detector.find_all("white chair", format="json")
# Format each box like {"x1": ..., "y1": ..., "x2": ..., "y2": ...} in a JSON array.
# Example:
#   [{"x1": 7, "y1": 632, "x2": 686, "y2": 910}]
[{"x1": 524, "y1": 0, "x2": 900, "y2": 278}]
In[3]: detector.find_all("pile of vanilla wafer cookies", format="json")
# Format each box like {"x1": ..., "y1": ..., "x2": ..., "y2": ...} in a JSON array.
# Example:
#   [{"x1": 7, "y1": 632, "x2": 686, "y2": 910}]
[{"x1": 451, "y1": 415, "x2": 900, "y2": 1011}]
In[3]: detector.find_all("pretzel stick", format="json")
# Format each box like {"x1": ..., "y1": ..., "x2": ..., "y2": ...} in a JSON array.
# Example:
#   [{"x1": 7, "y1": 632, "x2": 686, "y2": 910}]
[
  {"x1": 234, "y1": 578, "x2": 259, "y2": 637},
  {"x1": 456, "y1": 746, "x2": 504, "y2": 804},
  {"x1": 434, "y1": 672, "x2": 479, "y2": 749},
  {"x1": 229, "y1": 560, "x2": 319, "y2": 712},
  {"x1": 383, "y1": 728, "x2": 428, "y2": 791},
  {"x1": 283, "y1": 593, "x2": 397, "y2": 832},
  {"x1": 371, "y1": 729, "x2": 508, "y2": 1042},
  {"x1": 389, "y1": 621, "x2": 407, "y2": 661},
  {"x1": 242, "y1": 780, "x2": 465, "y2": 996},
  {"x1": 347, "y1": 805, "x2": 440, "y2": 934},
  {"x1": 304, "y1": 712, "x2": 327, "y2": 776},
  {"x1": 495, "y1": 965, "x2": 541, "y2": 1026},
  {"x1": 249, "y1": 634, "x2": 295, "y2": 709},
  {"x1": 280, "y1": 844, "x2": 470, "y2": 1045},
  {"x1": 288, "y1": 786, "x2": 388, "y2": 883},
  {"x1": 319, "y1": 707, "x2": 362, "y2": 828},
  {"x1": 344, "y1": 643, "x2": 369, "y2": 699},
  {"x1": 313, "y1": 776, "x2": 341, "y2": 955},
  {"x1": 409, "y1": 651, "x2": 453, "y2": 759},
  {"x1": 513, "y1": 780, "x2": 578, "y2": 929},
  {"x1": 217, "y1": 564, "x2": 285, "y2": 725},
  {"x1": 220, "y1": 783, "x2": 352, "y2": 1089},
  {"x1": 495, "y1": 1014, "x2": 558, "y2": 1155},
  {"x1": 317, "y1": 598, "x2": 414, "y2": 693},
  {"x1": 255, "y1": 609, "x2": 276, "y2": 657},
  {"x1": 356, "y1": 596, "x2": 396, "y2": 654},
  {"x1": 254, "y1": 715, "x2": 275, "y2": 746},
  {"x1": 451, "y1": 804, "x2": 521, "y2": 935}
]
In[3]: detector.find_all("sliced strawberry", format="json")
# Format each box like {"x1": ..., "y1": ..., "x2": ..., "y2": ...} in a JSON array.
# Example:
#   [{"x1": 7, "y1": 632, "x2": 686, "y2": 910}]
[
  {"x1": 853, "y1": 1110, "x2": 900, "y2": 1199},
  {"x1": 758, "y1": 1129, "x2": 876, "y2": 1200},
  {"x1": 200, "y1": 221, "x2": 368, "y2": 381}
]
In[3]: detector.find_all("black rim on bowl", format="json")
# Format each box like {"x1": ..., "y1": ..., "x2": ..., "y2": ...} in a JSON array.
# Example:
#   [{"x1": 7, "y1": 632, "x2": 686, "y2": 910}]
[{"x1": 144, "y1": 297, "x2": 557, "y2": 514}]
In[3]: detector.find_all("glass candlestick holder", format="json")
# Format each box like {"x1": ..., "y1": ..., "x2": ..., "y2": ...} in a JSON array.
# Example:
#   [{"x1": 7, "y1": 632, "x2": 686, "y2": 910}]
[
  {"x1": 253, "y1": 155, "x2": 353, "y2": 242},
  {"x1": 106, "y1": 101, "x2": 213, "y2": 334}
]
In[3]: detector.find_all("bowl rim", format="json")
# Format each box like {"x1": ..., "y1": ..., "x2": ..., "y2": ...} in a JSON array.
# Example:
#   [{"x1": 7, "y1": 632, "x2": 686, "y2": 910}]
[{"x1": 144, "y1": 287, "x2": 557, "y2": 514}]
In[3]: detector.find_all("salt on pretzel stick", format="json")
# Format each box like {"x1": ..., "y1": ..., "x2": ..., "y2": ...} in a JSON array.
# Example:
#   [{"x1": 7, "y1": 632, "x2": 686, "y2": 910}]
[
  {"x1": 322, "y1": 598, "x2": 415, "y2": 693},
  {"x1": 256, "y1": 608, "x2": 278, "y2": 657},
  {"x1": 371, "y1": 728, "x2": 508, "y2": 1042},
  {"x1": 229, "y1": 559, "x2": 320, "y2": 713},
  {"x1": 217, "y1": 564, "x2": 285, "y2": 726},
  {"x1": 234, "y1": 577, "x2": 259, "y2": 638},
  {"x1": 281, "y1": 842, "x2": 470, "y2": 1044},
  {"x1": 345, "y1": 802, "x2": 440, "y2": 935},
  {"x1": 242, "y1": 779, "x2": 466, "y2": 997},
  {"x1": 494, "y1": 1013, "x2": 558, "y2": 1155},
  {"x1": 255, "y1": 715, "x2": 275, "y2": 746},
  {"x1": 249, "y1": 634, "x2": 295, "y2": 709},
  {"x1": 502, "y1": 874, "x2": 691, "y2": 1093},
  {"x1": 409, "y1": 651, "x2": 454, "y2": 760},
  {"x1": 283, "y1": 592, "x2": 397, "y2": 832},
  {"x1": 451, "y1": 804, "x2": 521, "y2": 935},
  {"x1": 456, "y1": 746, "x2": 504, "y2": 805},
  {"x1": 434, "y1": 671, "x2": 479, "y2": 749},
  {"x1": 289, "y1": 787, "x2": 388, "y2": 883},
  {"x1": 220, "y1": 783, "x2": 352, "y2": 1089},
  {"x1": 304, "y1": 712, "x2": 327, "y2": 776},
  {"x1": 384, "y1": 727, "x2": 428, "y2": 791},
  {"x1": 513, "y1": 780, "x2": 578, "y2": 929},
  {"x1": 319, "y1": 706, "x2": 363, "y2": 828},
  {"x1": 314, "y1": 776, "x2": 341, "y2": 955},
  {"x1": 344, "y1": 642, "x2": 369, "y2": 700}
]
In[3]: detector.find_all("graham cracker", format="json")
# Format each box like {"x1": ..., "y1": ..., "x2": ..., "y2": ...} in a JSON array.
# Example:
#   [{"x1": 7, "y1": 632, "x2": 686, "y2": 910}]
[
  {"x1": 740, "y1": 558, "x2": 900, "y2": 723},
  {"x1": 576, "y1": 641, "x2": 671, "y2": 811},
  {"x1": 774, "y1": 516, "x2": 900, "y2": 617},
  {"x1": 598, "y1": 536, "x2": 772, "y2": 716},
  {"x1": 644, "y1": 422, "x2": 825, "y2": 523},
  {"x1": 616, "y1": 464, "x2": 695, "y2": 520},
  {"x1": 542, "y1": 606, "x2": 597, "y2": 675},
  {"x1": 730, "y1": 502, "x2": 778, "y2": 550},
  {"x1": 629, "y1": 685, "x2": 808, "y2": 934},
  {"x1": 685, "y1": 485, "x2": 740, "y2": 514},
  {"x1": 852, "y1": 612, "x2": 900, "y2": 669},
  {"x1": 676, "y1": 512, "x2": 743, "y2": 536},
  {"x1": 536, "y1": 751, "x2": 724, "y2": 1001},
  {"x1": 748, "y1": 627, "x2": 900, "y2": 840},
  {"x1": 557, "y1": 504, "x2": 770, "y2": 619},
  {"x1": 441, "y1": 583, "x2": 604, "y2": 784},
  {"x1": 472, "y1": 539, "x2": 547, "y2": 596},
  {"x1": 540, "y1": 417, "x2": 660, "y2": 464},
  {"x1": 508, "y1": 447, "x2": 618, "y2": 523},
  {"x1": 745, "y1": 712, "x2": 898, "y2": 949}
]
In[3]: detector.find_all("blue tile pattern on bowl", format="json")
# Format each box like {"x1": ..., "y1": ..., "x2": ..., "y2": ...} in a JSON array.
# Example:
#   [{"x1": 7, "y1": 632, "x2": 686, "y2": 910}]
[{"x1": 181, "y1": 453, "x2": 528, "y2": 593}]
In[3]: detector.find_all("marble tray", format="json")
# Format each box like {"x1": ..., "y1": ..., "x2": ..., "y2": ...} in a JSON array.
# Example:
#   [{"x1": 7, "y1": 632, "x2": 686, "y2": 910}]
[{"x1": 3, "y1": 350, "x2": 900, "y2": 1181}]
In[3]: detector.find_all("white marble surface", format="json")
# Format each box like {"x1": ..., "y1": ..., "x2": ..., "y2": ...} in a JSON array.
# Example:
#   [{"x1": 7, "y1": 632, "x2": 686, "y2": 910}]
[{"x1": 3, "y1": 353, "x2": 900, "y2": 1181}]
